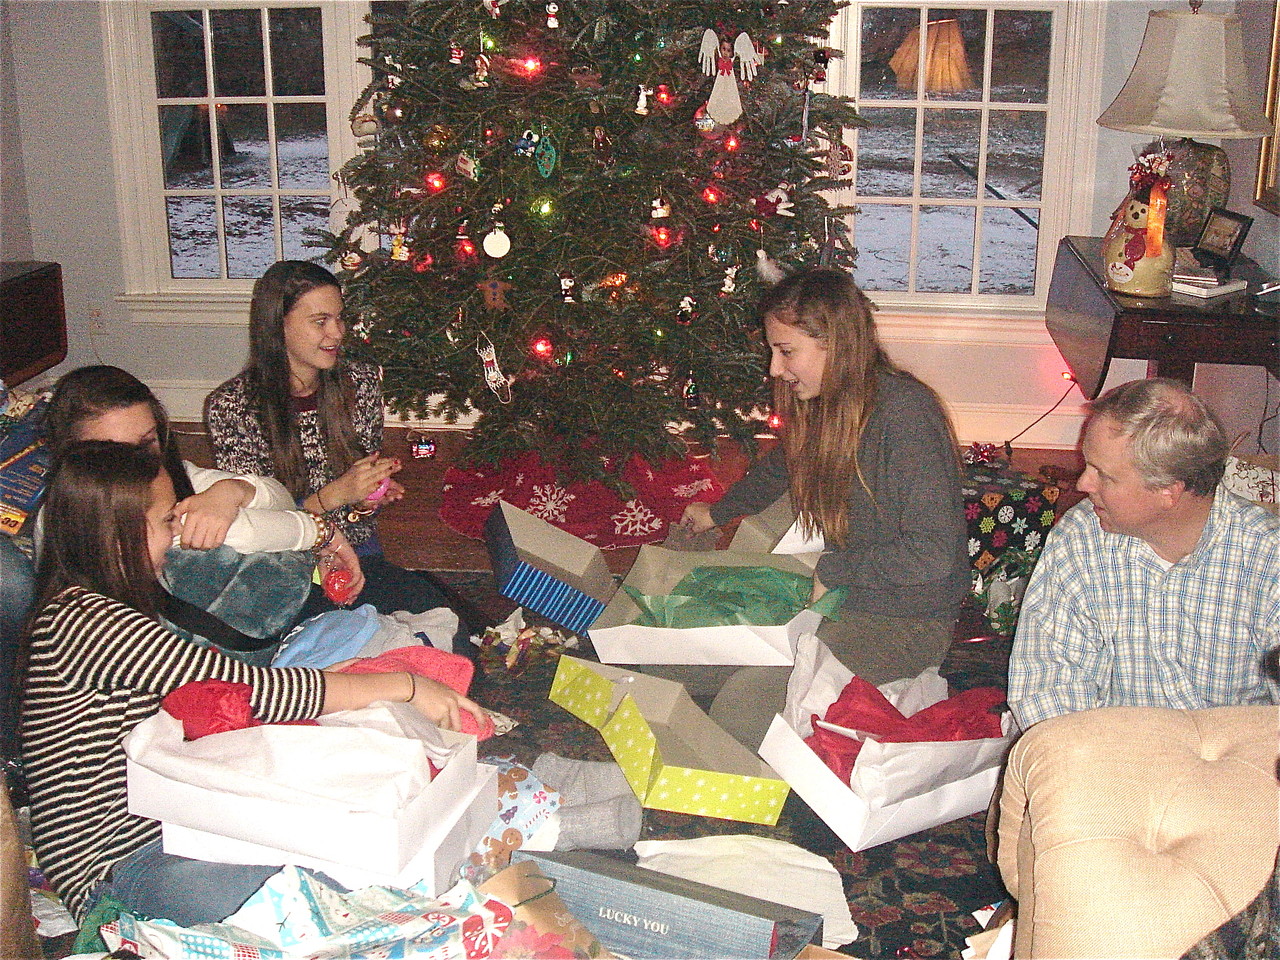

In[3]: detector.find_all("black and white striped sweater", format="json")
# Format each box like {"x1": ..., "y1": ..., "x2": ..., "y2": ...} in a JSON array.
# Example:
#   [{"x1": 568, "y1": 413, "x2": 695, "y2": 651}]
[{"x1": 20, "y1": 586, "x2": 324, "y2": 918}]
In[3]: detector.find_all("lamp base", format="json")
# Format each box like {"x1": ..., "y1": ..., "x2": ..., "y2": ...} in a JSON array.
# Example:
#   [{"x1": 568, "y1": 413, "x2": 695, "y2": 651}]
[{"x1": 1151, "y1": 137, "x2": 1231, "y2": 247}]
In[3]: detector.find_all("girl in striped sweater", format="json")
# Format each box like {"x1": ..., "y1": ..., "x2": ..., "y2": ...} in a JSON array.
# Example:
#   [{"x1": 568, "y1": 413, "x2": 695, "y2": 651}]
[{"x1": 17, "y1": 440, "x2": 484, "y2": 926}]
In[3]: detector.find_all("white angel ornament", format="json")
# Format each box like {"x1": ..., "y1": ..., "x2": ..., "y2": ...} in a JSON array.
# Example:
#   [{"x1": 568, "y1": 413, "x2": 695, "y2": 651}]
[{"x1": 698, "y1": 29, "x2": 763, "y2": 127}]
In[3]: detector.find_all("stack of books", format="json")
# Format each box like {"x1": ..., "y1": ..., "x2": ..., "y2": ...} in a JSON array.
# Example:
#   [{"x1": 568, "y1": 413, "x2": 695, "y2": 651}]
[{"x1": 1170, "y1": 253, "x2": 1247, "y2": 298}]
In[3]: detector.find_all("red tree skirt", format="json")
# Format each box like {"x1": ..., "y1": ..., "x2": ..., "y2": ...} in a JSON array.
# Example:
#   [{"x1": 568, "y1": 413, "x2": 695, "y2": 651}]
[{"x1": 439, "y1": 450, "x2": 725, "y2": 549}]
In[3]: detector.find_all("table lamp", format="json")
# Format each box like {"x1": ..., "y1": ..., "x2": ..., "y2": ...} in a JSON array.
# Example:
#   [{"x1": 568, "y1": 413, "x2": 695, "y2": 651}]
[{"x1": 1096, "y1": 2, "x2": 1273, "y2": 247}]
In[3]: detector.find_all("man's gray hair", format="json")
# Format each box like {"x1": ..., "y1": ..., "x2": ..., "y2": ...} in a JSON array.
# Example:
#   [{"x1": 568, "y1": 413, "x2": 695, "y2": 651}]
[{"x1": 1086, "y1": 378, "x2": 1228, "y2": 496}]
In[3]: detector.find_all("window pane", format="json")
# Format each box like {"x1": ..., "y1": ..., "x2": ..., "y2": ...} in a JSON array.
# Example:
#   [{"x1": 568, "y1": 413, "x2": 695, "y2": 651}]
[
  {"x1": 218, "y1": 104, "x2": 271, "y2": 188},
  {"x1": 922, "y1": 9, "x2": 985, "y2": 102},
  {"x1": 167, "y1": 196, "x2": 220, "y2": 278},
  {"x1": 276, "y1": 103, "x2": 329, "y2": 189},
  {"x1": 160, "y1": 105, "x2": 214, "y2": 189},
  {"x1": 212, "y1": 9, "x2": 264, "y2": 98},
  {"x1": 992, "y1": 10, "x2": 1051, "y2": 103},
  {"x1": 862, "y1": 7, "x2": 920, "y2": 101},
  {"x1": 987, "y1": 110, "x2": 1045, "y2": 202},
  {"x1": 856, "y1": 107, "x2": 916, "y2": 197},
  {"x1": 851, "y1": 204, "x2": 912, "y2": 292},
  {"x1": 281, "y1": 197, "x2": 331, "y2": 261},
  {"x1": 921, "y1": 109, "x2": 980, "y2": 198},
  {"x1": 224, "y1": 196, "x2": 276, "y2": 279},
  {"x1": 917, "y1": 205, "x2": 973, "y2": 291},
  {"x1": 152, "y1": 11, "x2": 206, "y2": 98},
  {"x1": 269, "y1": 7, "x2": 325, "y2": 96},
  {"x1": 980, "y1": 207, "x2": 1038, "y2": 294}
]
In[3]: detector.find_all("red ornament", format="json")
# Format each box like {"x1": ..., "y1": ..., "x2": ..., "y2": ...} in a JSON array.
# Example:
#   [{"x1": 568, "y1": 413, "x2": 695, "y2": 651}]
[
  {"x1": 519, "y1": 56, "x2": 543, "y2": 76},
  {"x1": 723, "y1": 133, "x2": 741, "y2": 152},
  {"x1": 413, "y1": 252, "x2": 434, "y2": 272},
  {"x1": 323, "y1": 568, "x2": 357, "y2": 605}
]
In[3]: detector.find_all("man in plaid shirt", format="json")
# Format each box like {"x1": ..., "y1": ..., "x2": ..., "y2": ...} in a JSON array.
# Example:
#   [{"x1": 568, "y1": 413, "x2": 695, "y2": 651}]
[{"x1": 1008, "y1": 378, "x2": 1279, "y2": 729}]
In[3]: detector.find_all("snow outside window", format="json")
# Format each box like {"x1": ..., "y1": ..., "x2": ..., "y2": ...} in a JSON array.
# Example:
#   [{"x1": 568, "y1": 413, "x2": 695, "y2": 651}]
[
  {"x1": 825, "y1": 1, "x2": 1102, "y2": 313},
  {"x1": 104, "y1": 1, "x2": 366, "y2": 323}
]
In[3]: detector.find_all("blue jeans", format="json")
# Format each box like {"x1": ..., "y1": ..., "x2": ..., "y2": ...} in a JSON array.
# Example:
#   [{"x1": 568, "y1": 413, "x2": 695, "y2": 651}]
[
  {"x1": 95, "y1": 839, "x2": 282, "y2": 926},
  {"x1": 0, "y1": 537, "x2": 35, "y2": 761}
]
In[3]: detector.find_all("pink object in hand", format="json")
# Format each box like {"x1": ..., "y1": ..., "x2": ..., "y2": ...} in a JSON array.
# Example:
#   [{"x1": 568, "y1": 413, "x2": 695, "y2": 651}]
[
  {"x1": 366, "y1": 477, "x2": 392, "y2": 503},
  {"x1": 323, "y1": 568, "x2": 357, "y2": 605}
]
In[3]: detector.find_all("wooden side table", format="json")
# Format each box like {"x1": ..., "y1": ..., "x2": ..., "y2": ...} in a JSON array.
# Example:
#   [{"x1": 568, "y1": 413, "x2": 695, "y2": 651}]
[
  {"x1": 1, "y1": 261, "x2": 67, "y2": 387},
  {"x1": 1044, "y1": 237, "x2": 1279, "y2": 399}
]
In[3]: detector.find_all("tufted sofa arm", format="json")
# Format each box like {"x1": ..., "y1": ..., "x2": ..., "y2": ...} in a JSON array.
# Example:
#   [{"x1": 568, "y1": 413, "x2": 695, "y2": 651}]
[{"x1": 996, "y1": 705, "x2": 1279, "y2": 959}]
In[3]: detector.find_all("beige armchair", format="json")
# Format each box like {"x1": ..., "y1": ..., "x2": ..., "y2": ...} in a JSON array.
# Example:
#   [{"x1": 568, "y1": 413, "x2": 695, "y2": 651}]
[{"x1": 996, "y1": 705, "x2": 1279, "y2": 959}]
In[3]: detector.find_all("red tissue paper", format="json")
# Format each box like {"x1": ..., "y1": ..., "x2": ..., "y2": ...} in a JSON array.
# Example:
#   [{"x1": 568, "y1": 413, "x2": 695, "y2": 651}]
[
  {"x1": 336, "y1": 645, "x2": 497, "y2": 741},
  {"x1": 162, "y1": 678, "x2": 319, "y2": 741},
  {"x1": 805, "y1": 677, "x2": 1006, "y2": 785}
]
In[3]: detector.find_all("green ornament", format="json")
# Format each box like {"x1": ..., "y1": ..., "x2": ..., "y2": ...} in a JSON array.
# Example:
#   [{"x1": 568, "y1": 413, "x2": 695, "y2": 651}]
[{"x1": 535, "y1": 136, "x2": 558, "y2": 178}]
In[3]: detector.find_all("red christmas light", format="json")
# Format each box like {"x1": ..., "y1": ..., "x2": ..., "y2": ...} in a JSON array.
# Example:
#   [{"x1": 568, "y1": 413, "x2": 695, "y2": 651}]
[
  {"x1": 456, "y1": 237, "x2": 477, "y2": 258},
  {"x1": 650, "y1": 225, "x2": 676, "y2": 249},
  {"x1": 723, "y1": 133, "x2": 740, "y2": 152},
  {"x1": 749, "y1": 218, "x2": 762, "y2": 231},
  {"x1": 423, "y1": 171, "x2": 447, "y2": 193},
  {"x1": 655, "y1": 84, "x2": 674, "y2": 105},
  {"x1": 702, "y1": 186, "x2": 722, "y2": 204},
  {"x1": 767, "y1": 412, "x2": 784, "y2": 430},
  {"x1": 413, "y1": 252, "x2": 434, "y2": 272},
  {"x1": 516, "y1": 55, "x2": 544, "y2": 77},
  {"x1": 531, "y1": 335, "x2": 555, "y2": 360}
]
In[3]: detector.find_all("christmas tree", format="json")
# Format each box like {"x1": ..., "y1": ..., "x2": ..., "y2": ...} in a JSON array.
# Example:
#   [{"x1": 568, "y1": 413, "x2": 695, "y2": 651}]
[{"x1": 325, "y1": 0, "x2": 861, "y2": 486}]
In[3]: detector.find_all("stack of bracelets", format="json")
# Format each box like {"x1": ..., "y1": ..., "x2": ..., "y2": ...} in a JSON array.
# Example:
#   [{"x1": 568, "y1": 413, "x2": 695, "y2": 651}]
[{"x1": 306, "y1": 511, "x2": 338, "y2": 555}]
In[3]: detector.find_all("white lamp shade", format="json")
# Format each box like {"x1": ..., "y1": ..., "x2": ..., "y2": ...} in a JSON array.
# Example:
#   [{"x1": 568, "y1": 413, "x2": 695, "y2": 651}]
[{"x1": 1097, "y1": 10, "x2": 1273, "y2": 139}]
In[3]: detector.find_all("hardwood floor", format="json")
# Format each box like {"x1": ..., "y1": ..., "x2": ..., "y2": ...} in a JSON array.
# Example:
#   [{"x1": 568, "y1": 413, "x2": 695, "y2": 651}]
[{"x1": 174, "y1": 424, "x2": 1083, "y2": 573}]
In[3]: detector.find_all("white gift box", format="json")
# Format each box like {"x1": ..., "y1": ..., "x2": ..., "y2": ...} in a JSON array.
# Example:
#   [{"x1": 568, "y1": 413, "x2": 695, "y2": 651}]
[
  {"x1": 124, "y1": 703, "x2": 496, "y2": 894},
  {"x1": 759, "y1": 636, "x2": 1014, "y2": 852}
]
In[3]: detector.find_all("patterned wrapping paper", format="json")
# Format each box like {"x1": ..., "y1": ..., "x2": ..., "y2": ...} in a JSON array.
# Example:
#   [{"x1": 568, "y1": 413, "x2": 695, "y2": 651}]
[{"x1": 960, "y1": 465, "x2": 1059, "y2": 578}]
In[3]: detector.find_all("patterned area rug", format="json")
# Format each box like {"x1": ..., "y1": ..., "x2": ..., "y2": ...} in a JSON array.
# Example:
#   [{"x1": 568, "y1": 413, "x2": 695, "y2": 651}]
[
  {"x1": 437, "y1": 451, "x2": 725, "y2": 548},
  {"x1": 437, "y1": 571, "x2": 1012, "y2": 959}
]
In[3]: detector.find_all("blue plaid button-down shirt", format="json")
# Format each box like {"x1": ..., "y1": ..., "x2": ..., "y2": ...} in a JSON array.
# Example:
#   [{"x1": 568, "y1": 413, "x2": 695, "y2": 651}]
[{"x1": 1009, "y1": 489, "x2": 1279, "y2": 729}]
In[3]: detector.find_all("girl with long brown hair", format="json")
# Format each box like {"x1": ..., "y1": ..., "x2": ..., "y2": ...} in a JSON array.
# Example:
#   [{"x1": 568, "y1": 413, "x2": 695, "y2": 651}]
[
  {"x1": 205, "y1": 261, "x2": 464, "y2": 630},
  {"x1": 680, "y1": 268, "x2": 969, "y2": 748},
  {"x1": 19, "y1": 441, "x2": 482, "y2": 926}
]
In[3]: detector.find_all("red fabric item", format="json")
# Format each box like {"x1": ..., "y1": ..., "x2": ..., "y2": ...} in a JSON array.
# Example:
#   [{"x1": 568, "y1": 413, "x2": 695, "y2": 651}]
[
  {"x1": 337, "y1": 645, "x2": 496, "y2": 741},
  {"x1": 438, "y1": 450, "x2": 724, "y2": 549},
  {"x1": 162, "y1": 678, "x2": 319, "y2": 740},
  {"x1": 804, "y1": 677, "x2": 1006, "y2": 784}
]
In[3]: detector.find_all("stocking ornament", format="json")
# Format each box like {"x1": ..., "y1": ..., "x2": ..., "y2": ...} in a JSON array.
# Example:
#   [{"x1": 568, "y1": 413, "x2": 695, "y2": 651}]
[
  {"x1": 477, "y1": 334, "x2": 512, "y2": 403},
  {"x1": 698, "y1": 29, "x2": 763, "y2": 127}
]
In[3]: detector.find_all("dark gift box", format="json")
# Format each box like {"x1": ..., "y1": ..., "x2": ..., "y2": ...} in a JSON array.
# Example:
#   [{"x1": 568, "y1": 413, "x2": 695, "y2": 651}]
[
  {"x1": 511, "y1": 849, "x2": 822, "y2": 960},
  {"x1": 961, "y1": 464, "x2": 1059, "y2": 577}
]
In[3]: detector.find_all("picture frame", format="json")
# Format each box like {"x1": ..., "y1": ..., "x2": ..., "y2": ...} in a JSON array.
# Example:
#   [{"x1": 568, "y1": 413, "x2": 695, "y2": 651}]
[
  {"x1": 1254, "y1": 2, "x2": 1279, "y2": 216},
  {"x1": 1191, "y1": 208, "x2": 1254, "y2": 273}
]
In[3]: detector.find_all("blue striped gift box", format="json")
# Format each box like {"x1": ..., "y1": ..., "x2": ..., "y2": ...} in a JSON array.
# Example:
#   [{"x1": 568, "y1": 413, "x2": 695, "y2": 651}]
[{"x1": 484, "y1": 501, "x2": 613, "y2": 636}]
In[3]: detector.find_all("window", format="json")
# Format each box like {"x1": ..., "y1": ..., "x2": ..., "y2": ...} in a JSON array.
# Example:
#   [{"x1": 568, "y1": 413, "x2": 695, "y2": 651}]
[
  {"x1": 103, "y1": 1, "x2": 366, "y2": 321},
  {"x1": 825, "y1": 1, "x2": 1103, "y2": 312},
  {"x1": 152, "y1": 7, "x2": 331, "y2": 279}
]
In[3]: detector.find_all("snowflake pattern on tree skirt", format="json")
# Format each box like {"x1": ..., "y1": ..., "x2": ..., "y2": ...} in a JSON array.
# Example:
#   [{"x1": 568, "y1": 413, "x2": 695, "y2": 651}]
[
  {"x1": 440, "y1": 450, "x2": 723, "y2": 549},
  {"x1": 527, "y1": 484, "x2": 576, "y2": 523},
  {"x1": 611, "y1": 499, "x2": 662, "y2": 538}
]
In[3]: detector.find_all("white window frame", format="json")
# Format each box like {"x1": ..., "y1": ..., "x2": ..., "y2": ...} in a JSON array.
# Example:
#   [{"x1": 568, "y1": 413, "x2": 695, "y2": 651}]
[
  {"x1": 824, "y1": 0, "x2": 1105, "y2": 326},
  {"x1": 101, "y1": 0, "x2": 370, "y2": 324}
]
